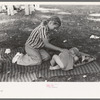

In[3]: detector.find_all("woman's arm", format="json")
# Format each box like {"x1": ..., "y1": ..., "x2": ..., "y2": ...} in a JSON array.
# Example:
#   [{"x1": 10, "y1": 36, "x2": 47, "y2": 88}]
[{"x1": 43, "y1": 38, "x2": 63, "y2": 52}]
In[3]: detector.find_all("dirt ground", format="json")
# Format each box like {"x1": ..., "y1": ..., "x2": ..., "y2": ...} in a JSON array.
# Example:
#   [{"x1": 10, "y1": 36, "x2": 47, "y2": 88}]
[{"x1": 1, "y1": 5, "x2": 100, "y2": 82}]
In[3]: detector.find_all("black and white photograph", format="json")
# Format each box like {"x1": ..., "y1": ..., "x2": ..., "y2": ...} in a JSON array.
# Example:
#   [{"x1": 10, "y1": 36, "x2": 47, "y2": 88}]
[
  {"x1": 0, "y1": 1, "x2": 100, "y2": 99},
  {"x1": 0, "y1": 2, "x2": 100, "y2": 83}
]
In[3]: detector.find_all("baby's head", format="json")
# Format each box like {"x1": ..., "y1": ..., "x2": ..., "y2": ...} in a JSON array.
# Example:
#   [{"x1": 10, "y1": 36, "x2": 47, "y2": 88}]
[{"x1": 69, "y1": 47, "x2": 81, "y2": 62}]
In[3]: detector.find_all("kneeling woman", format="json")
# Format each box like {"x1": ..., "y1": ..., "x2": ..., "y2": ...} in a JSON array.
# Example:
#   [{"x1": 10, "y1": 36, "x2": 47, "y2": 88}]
[{"x1": 12, "y1": 16, "x2": 66, "y2": 66}]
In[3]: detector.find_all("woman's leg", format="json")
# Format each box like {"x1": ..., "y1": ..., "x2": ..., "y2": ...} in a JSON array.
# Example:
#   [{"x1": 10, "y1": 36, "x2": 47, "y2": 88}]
[{"x1": 17, "y1": 45, "x2": 42, "y2": 66}]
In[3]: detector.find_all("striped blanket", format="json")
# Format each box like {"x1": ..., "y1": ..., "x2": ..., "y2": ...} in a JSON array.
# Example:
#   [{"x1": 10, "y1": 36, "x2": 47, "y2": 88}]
[{"x1": 0, "y1": 47, "x2": 100, "y2": 82}]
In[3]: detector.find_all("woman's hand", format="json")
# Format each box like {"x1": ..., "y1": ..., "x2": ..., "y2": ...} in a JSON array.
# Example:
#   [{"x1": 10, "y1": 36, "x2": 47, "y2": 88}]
[{"x1": 60, "y1": 48, "x2": 69, "y2": 53}]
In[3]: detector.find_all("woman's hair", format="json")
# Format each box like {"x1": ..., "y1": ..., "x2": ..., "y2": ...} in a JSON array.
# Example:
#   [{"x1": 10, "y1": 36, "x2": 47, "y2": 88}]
[{"x1": 41, "y1": 16, "x2": 61, "y2": 26}]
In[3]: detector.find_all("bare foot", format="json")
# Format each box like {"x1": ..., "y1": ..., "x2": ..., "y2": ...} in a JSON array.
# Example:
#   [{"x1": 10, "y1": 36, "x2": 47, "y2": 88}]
[
  {"x1": 49, "y1": 65, "x2": 60, "y2": 70},
  {"x1": 12, "y1": 52, "x2": 23, "y2": 63},
  {"x1": 49, "y1": 66, "x2": 55, "y2": 70}
]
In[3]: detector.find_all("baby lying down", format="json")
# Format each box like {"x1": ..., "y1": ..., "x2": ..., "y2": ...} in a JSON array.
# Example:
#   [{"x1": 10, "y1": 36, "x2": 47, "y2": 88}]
[{"x1": 49, "y1": 47, "x2": 93, "y2": 71}]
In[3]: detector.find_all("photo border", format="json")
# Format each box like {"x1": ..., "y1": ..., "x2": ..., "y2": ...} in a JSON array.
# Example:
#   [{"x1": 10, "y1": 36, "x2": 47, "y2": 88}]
[{"x1": 0, "y1": 0, "x2": 100, "y2": 99}]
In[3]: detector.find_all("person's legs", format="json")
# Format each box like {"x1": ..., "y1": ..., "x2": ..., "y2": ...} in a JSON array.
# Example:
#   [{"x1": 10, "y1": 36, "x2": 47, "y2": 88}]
[
  {"x1": 40, "y1": 49, "x2": 51, "y2": 61},
  {"x1": 7, "y1": 5, "x2": 14, "y2": 16},
  {"x1": 25, "y1": 5, "x2": 30, "y2": 15},
  {"x1": 51, "y1": 54, "x2": 64, "y2": 69},
  {"x1": 49, "y1": 65, "x2": 60, "y2": 70},
  {"x1": 50, "y1": 57, "x2": 56, "y2": 66},
  {"x1": 17, "y1": 45, "x2": 42, "y2": 66},
  {"x1": 49, "y1": 55, "x2": 57, "y2": 70}
]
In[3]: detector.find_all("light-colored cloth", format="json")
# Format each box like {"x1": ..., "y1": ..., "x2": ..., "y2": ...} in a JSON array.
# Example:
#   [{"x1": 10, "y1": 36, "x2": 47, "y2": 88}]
[{"x1": 59, "y1": 50, "x2": 74, "y2": 70}]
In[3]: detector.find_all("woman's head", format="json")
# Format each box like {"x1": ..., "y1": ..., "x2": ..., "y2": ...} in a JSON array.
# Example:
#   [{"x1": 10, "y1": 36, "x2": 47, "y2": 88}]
[{"x1": 42, "y1": 16, "x2": 61, "y2": 31}]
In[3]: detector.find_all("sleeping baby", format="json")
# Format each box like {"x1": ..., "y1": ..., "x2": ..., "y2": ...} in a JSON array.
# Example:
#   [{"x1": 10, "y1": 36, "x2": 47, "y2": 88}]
[{"x1": 49, "y1": 47, "x2": 91, "y2": 71}]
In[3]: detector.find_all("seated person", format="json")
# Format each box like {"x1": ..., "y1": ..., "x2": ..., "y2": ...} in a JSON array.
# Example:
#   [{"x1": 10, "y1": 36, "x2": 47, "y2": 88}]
[{"x1": 49, "y1": 47, "x2": 91, "y2": 71}]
